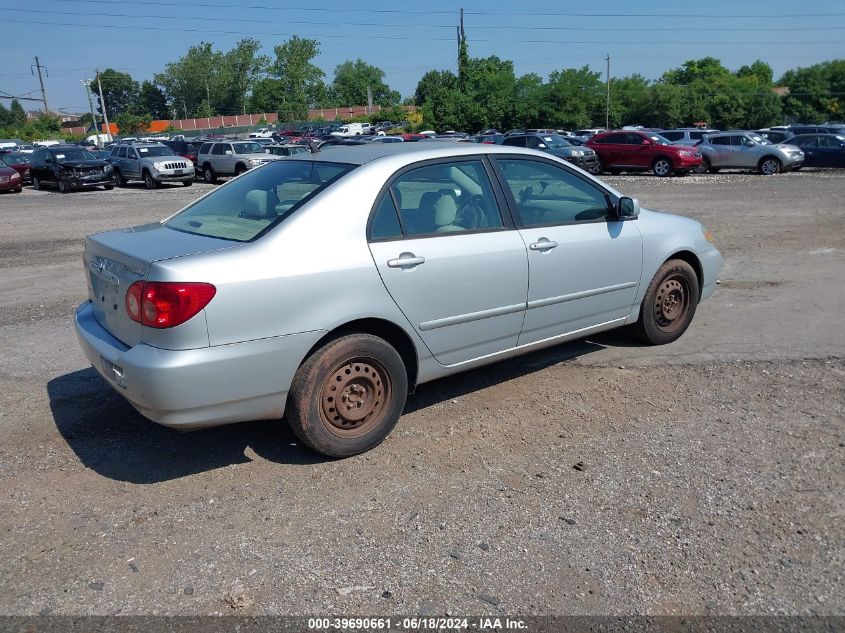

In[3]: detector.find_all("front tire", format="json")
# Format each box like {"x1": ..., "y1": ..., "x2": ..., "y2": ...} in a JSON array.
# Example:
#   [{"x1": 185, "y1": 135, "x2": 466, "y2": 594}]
[
  {"x1": 182, "y1": 179, "x2": 193, "y2": 187},
  {"x1": 203, "y1": 165, "x2": 217, "y2": 184},
  {"x1": 143, "y1": 171, "x2": 158, "y2": 189},
  {"x1": 634, "y1": 259, "x2": 700, "y2": 345},
  {"x1": 104, "y1": 184, "x2": 114, "y2": 191},
  {"x1": 287, "y1": 334, "x2": 408, "y2": 457},
  {"x1": 759, "y1": 156, "x2": 781, "y2": 175},
  {"x1": 57, "y1": 180, "x2": 69, "y2": 194},
  {"x1": 652, "y1": 157, "x2": 673, "y2": 177},
  {"x1": 32, "y1": 176, "x2": 41, "y2": 191}
]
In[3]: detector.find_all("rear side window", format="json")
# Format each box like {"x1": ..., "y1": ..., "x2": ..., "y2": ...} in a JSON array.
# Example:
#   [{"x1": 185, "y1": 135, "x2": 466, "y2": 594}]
[
  {"x1": 369, "y1": 193, "x2": 403, "y2": 240},
  {"x1": 603, "y1": 133, "x2": 627, "y2": 144},
  {"x1": 199, "y1": 143, "x2": 211, "y2": 154},
  {"x1": 690, "y1": 131, "x2": 707, "y2": 140},
  {"x1": 710, "y1": 136, "x2": 730, "y2": 146},
  {"x1": 502, "y1": 137, "x2": 526, "y2": 147},
  {"x1": 211, "y1": 144, "x2": 229, "y2": 155},
  {"x1": 166, "y1": 161, "x2": 355, "y2": 242}
]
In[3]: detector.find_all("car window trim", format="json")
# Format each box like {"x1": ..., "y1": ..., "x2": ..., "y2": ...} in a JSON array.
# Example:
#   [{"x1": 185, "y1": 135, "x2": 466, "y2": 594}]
[
  {"x1": 488, "y1": 154, "x2": 620, "y2": 229},
  {"x1": 366, "y1": 155, "x2": 515, "y2": 243}
]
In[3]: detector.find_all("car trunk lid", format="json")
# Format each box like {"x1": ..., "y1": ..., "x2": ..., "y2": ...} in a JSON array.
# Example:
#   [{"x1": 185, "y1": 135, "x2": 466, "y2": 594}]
[{"x1": 83, "y1": 223, "x2": 240, "y2": 347}]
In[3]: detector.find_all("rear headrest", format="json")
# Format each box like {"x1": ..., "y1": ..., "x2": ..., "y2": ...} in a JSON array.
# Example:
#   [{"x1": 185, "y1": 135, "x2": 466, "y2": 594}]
[{"x1": 434, "y1": 195, "x2": 458, "y2": 227}]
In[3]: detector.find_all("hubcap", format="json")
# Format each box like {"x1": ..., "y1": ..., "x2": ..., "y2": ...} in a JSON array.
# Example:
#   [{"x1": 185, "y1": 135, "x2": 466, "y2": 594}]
[
  {"x1": 320, "y1": 358, "x2": 391, "y2": 438},
  {"x1": 654, "y1": 276, "x2": 689, "y2": 332},
  {"x1": 655, "y1": 160, "x2": 670, "y2": 176},
  {"x1": 762, "y1": 160, "x2": 777, "y2": 175}
]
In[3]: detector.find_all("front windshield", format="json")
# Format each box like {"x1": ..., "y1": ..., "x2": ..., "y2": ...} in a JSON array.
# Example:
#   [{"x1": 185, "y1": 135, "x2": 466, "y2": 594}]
[
  {"x1": 648, "y1": 133, "x2": 673, "y2": 145},
  {"x1": 166, "y1": 160, "x2": 355, "y2": 241},
  {"x1": 541, "y1": 135, "x2": 571, "y2": 148},
  {"x1": 233, "y1": 142, "x2": 265, "y2": 154},
  {"x1": 54, "y1": 149, "x2": 96, "y2": 163},
  {"x1": 3, "y1": 154, "x2": 28, "y2": 165},
  {"x1": 137, "y1": 146, "x2": 175, "y2": 157}
]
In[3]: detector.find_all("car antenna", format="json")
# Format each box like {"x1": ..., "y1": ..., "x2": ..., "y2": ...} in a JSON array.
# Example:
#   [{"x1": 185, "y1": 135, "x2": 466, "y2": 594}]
[{"x1": 306, "y1": 139, "x2": 320, "y2": 154}]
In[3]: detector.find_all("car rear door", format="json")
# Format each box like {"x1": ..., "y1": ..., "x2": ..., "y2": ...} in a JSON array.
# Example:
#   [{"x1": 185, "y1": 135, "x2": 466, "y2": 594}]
[
  {"x1": 599, "y1": 132, "x2": 628, "y2": 167},
  {"x1": 815, "y1": 135, "x2": 843, "y2": 167},
  {"x1": 791, "y1": 135, "x2": 819, "y2": 166},
  {"x1": 491, "y1": 156, "x2": 643, "y2": 345},
  {"x1": 708, "y1": 136, "x2": 733, "y2": 166},
  {"x1": 367, "y1": 158, "x2": 529, "y2": 366}
]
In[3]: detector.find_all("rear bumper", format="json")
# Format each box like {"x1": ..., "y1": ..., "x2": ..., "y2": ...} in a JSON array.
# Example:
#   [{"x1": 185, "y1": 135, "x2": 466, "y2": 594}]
[{"x1": 74, "y1": 301, "x2": 326, "y2": 429}]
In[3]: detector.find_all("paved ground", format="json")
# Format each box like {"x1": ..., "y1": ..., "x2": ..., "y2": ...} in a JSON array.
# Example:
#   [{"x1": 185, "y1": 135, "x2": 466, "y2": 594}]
[{"x1": 0, "y1": 169, "x2": 842, "y2": 617}]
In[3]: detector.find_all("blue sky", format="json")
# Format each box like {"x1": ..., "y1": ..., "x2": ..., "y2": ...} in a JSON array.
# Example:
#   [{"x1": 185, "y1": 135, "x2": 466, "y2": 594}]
[{"x1": 1, "y1": 0, "x2": 843, "y2": 115}]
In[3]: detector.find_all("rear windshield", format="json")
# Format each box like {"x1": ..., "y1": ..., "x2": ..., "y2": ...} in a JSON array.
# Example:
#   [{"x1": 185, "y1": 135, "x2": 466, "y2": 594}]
[
  {"x1": 3, "y1": 154, "x2": 29, "y2": 165},
  {"x1": 165, "y1": 160, "x2": 355, "y2": 242}
]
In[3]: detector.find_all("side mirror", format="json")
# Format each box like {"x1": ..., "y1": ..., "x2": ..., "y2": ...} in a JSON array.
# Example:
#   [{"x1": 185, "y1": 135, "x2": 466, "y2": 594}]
[
  {"x1": 617, "y1": 197, "x2": 640, "y2": 219},
  {"x1": 537, "y1": 143, "x2": 547, "y2": 149},
  {"x1": 225, "y1": 150, "x2": 233, "y2": 155}
]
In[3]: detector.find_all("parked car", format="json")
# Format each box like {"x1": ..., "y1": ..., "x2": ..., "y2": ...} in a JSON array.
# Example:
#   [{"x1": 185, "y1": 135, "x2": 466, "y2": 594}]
[
  {"x1": 370, "y1": 136, "x2": 404, "y2": 144},
  {"x1": 161, "y1": 139, "x2": 202, "y2": 165},
  {"x1": 0, "y1": 158, "x2": 22, "y2": 193},
  {"x1": 502, "y1": 133, "x2": 598, "y2": 171},
  {"x1": 586, "y1": 130, "x2": 702, "y2": 176},
  {"x1": 266, "y1": 144, "x2": 310, "y2": 157},
  {"x1": 782, "y1": 133, "x2": 845, "y2": 168},
  {"x1": 74, "y1": 143, "x2": 722, "y2": 457},
  {"x1": 331, "y1": 123, "x2": 366, "y2": 137},
  {"x1": 472, "y1": 133, "x2": 505, "y2": 144},
  {"x1": 573, "y1": 128, "x2": 607, "y2": 139},
  {"x1": 29, "y1": 144, "x2": 113, "y2": 193},
  {"x1": 248, "y1": 127, "x2": 274, "y2": 139},
  {"x1": 1, "y1": 153, "x2": 32, "y2": 183},
  {"x1": 109, "y1": 143, "x2": 195, "y2": 189},
  {"x1": 786, "y1": 124, "x2": 845, "y2": 136},
  {"x1": 197, "y1": 140, "x2": 280, "y2": 183},
  {"x1": 695, "y1": 132, "x2": 803, "y2": 175},
  {"x1": 660, "y1": 128, "x2": 719, "y2": 145},
  {"x1": 753, "y1": 129, "x2": 794, "y2": 144}
]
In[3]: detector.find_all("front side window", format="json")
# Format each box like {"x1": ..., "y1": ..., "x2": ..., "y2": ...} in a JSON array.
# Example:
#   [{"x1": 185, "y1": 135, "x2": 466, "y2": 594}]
[
  {"x1": 389, "y1": 160, "x2": 504, "y2": 237},
  {"x1": 496, "y1": 158, "x2": 611, "y2": 226},
  {"x1": 662, "y1": 131, "x2": 683, "y2": 141},
  {"x1": 626, "y1": 133, "x2": 647, "y2": 145},
  {"x1": 166, "y1": 160, "x2": 354, "y2": 242}
]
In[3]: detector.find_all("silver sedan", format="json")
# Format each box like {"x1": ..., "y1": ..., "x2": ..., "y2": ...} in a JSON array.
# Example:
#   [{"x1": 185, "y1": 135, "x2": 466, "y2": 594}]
[{"x1": 75, "y1": 143, "x2": 723, "y2": 456}]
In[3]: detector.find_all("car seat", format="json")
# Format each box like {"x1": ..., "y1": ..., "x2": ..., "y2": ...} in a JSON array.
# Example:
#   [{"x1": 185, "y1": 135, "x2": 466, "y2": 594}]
[{"x1": 434, "y1": 196, "x2": 463, "y2": 233}]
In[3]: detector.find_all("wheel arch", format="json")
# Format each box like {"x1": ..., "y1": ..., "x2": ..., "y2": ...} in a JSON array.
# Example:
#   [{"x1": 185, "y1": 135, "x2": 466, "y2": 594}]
[
  {"x1": 652, "y1": 154, "x2": 675, "y2": 167},
  {"x1": 301, "y1": 317, "x2": 419, "y2": 389},
  {"x1": 665, "y1": 250, "x2": 704, "y2": 300},
  {"x1": 758, "y1": 154, "x2": 781, "y2": 167}
]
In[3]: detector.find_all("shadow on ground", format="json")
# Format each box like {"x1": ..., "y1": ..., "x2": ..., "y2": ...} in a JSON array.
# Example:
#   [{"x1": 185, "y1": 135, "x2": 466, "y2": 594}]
[{"x1": 49, "y1": 335, "x2": 618, "y2": 484}]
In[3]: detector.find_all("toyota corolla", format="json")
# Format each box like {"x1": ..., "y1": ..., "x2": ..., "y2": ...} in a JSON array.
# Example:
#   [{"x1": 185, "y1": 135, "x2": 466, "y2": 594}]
[{"x1": 75, "y1": 143, "x2": 722, "y2": 456}]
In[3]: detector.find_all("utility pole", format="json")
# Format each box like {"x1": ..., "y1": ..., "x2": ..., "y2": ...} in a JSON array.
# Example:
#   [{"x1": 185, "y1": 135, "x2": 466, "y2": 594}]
[
  {"x1": 95, "y1": 70, "x2": 111, "y2": 141},
  {"x1": 604, "y1": 53, "x2": 610, "y2": 129},
  {"x1": 32, "y1": 57, "x2": 49, "y2": 114},
  {"x1": 366, "y1": 86, "x2": 373, "y2": 116},
  {"x1": 82, "y1": 80, "x2": 100, "y2": 147}
]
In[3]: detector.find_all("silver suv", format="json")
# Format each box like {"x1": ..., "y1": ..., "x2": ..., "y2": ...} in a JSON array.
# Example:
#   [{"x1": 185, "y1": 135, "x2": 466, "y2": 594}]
[
  {"x1": 197, "y1": 140, "x2": 281, "y2": 183},
  {"x1": 695, "y1": 132, "x2": 804, "y2": 175},
  {"x1": 660, "y1": 128, "x2": 719, "y2": 145},
  {"x1": 109, "y1": 143, "x2": 194, "y2": 189}
]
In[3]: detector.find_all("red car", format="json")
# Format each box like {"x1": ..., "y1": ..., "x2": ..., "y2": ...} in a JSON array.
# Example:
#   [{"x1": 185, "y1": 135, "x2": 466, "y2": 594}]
[
  {"x1": 0, "y1": 159, "x2": 22, "y2": 193},
  {"x1": 586, "y1": 130, "x2": 702, "y2": 177},
  {"x1": 1, "y1": 153, "x2": 32, "y2": 183}
]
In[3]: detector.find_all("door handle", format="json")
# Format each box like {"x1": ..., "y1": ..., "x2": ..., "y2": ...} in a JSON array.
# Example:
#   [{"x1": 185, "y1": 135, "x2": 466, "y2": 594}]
[
  {"x1": 387, "y1": 253, "x2": 425, "y2": 268},
  {"x1": 529, "y1": 239, "x2": 558, "y2": 251}
]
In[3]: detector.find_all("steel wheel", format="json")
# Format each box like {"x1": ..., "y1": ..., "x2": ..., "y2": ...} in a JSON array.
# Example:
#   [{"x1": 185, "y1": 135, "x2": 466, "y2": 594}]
[
  {"x1": 653, "y1": 158, "x2": 672, "y2": 177},
  {"x1": 319, "y1": 358, "x2": 392, "y2": 439},
  {"x1": 634, "y1": 259, "x2": 700, "y2": 345},
  {"x1": 760, "y1": 158, "x2": 780, "y2": 175},
  {"x1": 653, "y1": 275, "x2": 690, "y2": 335},
  {"x1": 287, "y1": 333, "x2": 408, "y2": 457}
]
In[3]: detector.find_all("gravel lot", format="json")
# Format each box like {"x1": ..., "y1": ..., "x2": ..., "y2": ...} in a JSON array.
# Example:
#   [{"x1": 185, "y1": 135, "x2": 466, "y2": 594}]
[{"x1": 0, "y1": 169, "x2": 842, "y2": 617}]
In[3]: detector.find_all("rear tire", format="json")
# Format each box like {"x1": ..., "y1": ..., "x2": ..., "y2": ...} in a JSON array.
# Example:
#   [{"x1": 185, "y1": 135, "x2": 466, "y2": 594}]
[
  {"x1": 652, "y1": 157, "x2": 673, "y2": 177},
  {"x1": 589, "y1": 157, "x2": 604, "y2": 175},
  {"x1": 693, "y1": 159, "x2": 709, "y2": 174},
  {"x1": 32, "y1": 176, "x2": 41, "y2": 191},
  {"x1": 286, "y1": 333, "x2": 408, "y2": 457},
  {"x1": 634, "y1": 259, "x2": 700, "y2": 345},
  {"x1": 112, "y1": 170, "x2": 126, "y2": 187}
]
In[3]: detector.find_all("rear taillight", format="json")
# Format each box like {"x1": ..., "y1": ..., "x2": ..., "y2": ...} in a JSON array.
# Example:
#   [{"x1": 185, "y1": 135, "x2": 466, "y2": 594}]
[{"x1": 125, "y1": 281, "x2": 216, "y2": 329}]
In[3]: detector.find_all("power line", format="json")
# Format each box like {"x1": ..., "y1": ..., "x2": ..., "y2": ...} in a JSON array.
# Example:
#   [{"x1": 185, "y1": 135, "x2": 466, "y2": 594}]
[
  {"x1": 4, "y1": 8, "x2": 845, "y2": 31},
  {"x1": 3, "y1": 18, "x2": 841, "y2": 45},
  {"x1": 50, "y1": 0, "x2": 845, "y2": 18}
]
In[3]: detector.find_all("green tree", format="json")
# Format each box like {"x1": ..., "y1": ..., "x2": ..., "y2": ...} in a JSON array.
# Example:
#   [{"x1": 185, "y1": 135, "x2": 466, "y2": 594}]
[
  {"x1": 609, "y1": 74, "x2": 651, "y2": 128},
  {"x1": 220, "y1": 38, "x2": 269, "y2": 115},
  {"x1": 329, "y1": 59, "x2": 400, "y2": 108},
  {"x1": 91, "y1": 69, "x2": 139, "y2": 117},
  {"x1": 155, "y1": 42, "x2": 229, "y2": 118},
  {"x1": 133, "y1": 81, "x2": 169, "y2": 119},
  {"x1": 0, "y1": 103, "x2": 10, "y2": 128},
  {"x1": 513, "y1": 73, "x2": 545, "y2": 128},
  {"x1": 114, "y1": 112, "x2": 152, "y2": 135},
  {"x1": 542, "y1": 67, "x2": 604, "y2": 129},
  {"x1": 270, "y1": 36, "x2": 326, "y2": 120},
  {"x1": 9, "y1": 99, "x2": 27, "y2": 127},
  {"x1": 779, "y1": 59, "x2": 845, "y2": 122}
]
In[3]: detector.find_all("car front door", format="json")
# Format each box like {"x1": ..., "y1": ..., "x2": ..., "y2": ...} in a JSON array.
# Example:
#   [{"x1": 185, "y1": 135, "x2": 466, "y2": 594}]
[
  {"x1": 624, "y1": 132, "x2": 652, "y2": 169},
  {"x1": 492, "y1": 156, "x2": 643, "y2": 345},
  {"x1": 125, "y1": 147, "x2": 140, "y2": 178},
  {"x1": 367, "y1": 158, "x2": 529, "y2": 366}
]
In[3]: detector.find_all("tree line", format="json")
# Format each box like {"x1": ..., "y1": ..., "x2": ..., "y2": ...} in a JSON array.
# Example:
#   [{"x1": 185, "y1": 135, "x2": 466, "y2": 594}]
[{"x1": 1, "y1": 33, "x2": 843, "y2": 140}]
